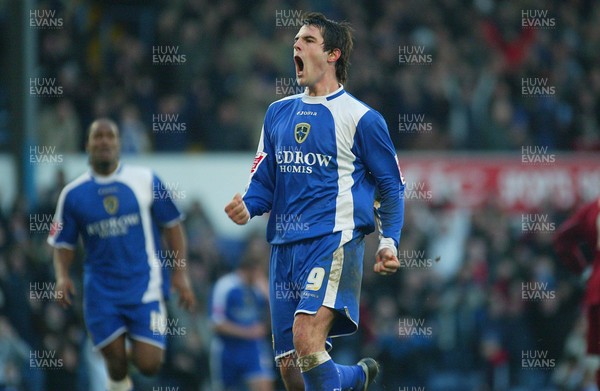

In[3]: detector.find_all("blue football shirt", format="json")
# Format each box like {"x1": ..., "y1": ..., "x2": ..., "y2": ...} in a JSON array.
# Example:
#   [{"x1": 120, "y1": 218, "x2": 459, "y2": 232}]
[
  {"x1": 47, "y1": 164, "x2": 183, "y2": 304},
  {"x1": 243, "y1": 85, "x2": 405, "y2": 247},
  {"x1": 211, "y1": 272, "x2": 268, "y2": 347}
]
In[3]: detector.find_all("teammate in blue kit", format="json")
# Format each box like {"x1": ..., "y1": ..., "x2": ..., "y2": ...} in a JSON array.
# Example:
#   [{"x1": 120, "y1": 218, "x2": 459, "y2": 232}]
[
  {"x1": 210, "y1": 252, "x2": 274, "y2": 391},
  {"x1": 48, "y1": 119, "x2": 196, "y2": 391},
  {"x1": 225, "y1": 13, "x2": 405, "y2": 391}
]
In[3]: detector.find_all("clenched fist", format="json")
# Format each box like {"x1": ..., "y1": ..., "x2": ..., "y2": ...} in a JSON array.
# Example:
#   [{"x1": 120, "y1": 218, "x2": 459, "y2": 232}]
[
  {"x1": 374, "y1": 247, "x2": 400, "y2": 275},
  {"x1": 224, "y1": 193, "x2": 250, "y2": 225}
]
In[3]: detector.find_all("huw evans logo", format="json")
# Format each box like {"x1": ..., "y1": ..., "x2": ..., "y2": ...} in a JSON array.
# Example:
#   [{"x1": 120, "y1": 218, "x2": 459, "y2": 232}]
[
  {"x1": 274, "y1": 281, "x2": 304, "y2": 301},
  {"x1": 29, "y1": 282, "x2": 63, "y2": 301},
  {"x1": 30, "y1": 78, "x2": 63, "y2": 97},
  {"x1": 402, "y1": 182, "x2": 433, "y2": 201},
  {"x1": 275, "y1": 214, "x2": 310, "y2": 233},
  {"x1": 521, "y1": 78, "x2": 555, "y2": 97},
  {"x1": 152, "y1": 46, "x2": 186, "y2": 64},
  {"x1": 398, "y1": 46, "x2": 432, "y2": 65},
  {"x1": 29, "y1": 9, "x2": 63, "y2": 29},
  {"x1": 154, "y1": 250, "x2": 187, "y2": 269},
  {"x1": 398, "y1": 250, "x2": 438, "y2": 268},
  {"x1": 521, "y1": 350, "x2": 555, "y2": 369},
  {"x1": 29, "y1": 214, "x2": 61, "y2": 234},
  {"x1": 275, "y1": 9, "x2": 303, "y2": 28},
  {"x1": 398, "y1": 318, "x2": 433, "y2": 337},
  {"x1": 521, "y1": 146, "x2": 555, "y2": 165},
  {"x1": 152, "y1": 181, "x2": 186, "y2": 200},
  {"x1": 151, "y1": 317, "x2": 187, "y2": 336},
  {"x1": 398, "y1": 114, "x2": 432, "y2": 133},
  {"x1": 276, "y1": 78, "x2": 304, "y2": 96},
  {"x1": 152, "y1": 114, "x2": 187, "y2": 133},
  {"x1": 29, "y1": 145, "x2": 63, "y2": 164},
  {"x1": 521, "y1": 214, "x2": 555, "y2": 233},
  {"x1": 521, "y1": 281, "x2": 556, "y2": 301},
  {"x1": 521, "y1": 10, "x2": 556, "y2": 29},
  {"x1": 30, "y1": 350, "x2": 63, "y2": 369}
]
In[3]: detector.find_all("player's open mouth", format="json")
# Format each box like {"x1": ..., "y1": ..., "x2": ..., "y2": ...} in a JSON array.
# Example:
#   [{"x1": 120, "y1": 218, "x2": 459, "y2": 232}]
[{"x1": 294, "y1": 56, "x2": 304, "y2": 74}]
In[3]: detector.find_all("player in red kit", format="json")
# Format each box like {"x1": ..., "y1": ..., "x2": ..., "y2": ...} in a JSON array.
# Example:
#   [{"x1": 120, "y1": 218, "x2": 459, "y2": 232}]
[{"x1": 553, "y1": 197, "x2": 600, "y2": 387}]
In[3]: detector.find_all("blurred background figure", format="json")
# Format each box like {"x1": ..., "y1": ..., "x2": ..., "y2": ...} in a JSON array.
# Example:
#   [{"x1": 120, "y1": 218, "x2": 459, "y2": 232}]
[
  {"x1": 553, "y1": 197, "x2": 600, "y2": 390},
  {"x1": 210, "y1": 238, "x2": 274, "y2": 391}
]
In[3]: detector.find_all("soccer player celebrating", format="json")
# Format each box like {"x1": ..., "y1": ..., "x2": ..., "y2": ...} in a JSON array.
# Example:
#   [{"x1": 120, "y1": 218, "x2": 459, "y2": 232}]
[
  {"x1": 48, "y1": 119, "x2": 196, "y2": 391},
  {"x1": 553, "y1": 197, "x2": 600, "y2": 387},
  {"x1": 225, "y1": 12, "x2": 405, "y2": 391}
]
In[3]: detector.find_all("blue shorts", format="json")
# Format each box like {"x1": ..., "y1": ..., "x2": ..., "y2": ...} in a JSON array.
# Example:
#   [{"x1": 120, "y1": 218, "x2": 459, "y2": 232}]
[
  {"x1": 84, "y1": 298, "x2": 167, "y2": 350},
  {"x1": 211, "y1": 339, "x2": 274, "y2": 389},
  {"x1": 270, "y1": 233, "x2": 365, "y2": 360}
]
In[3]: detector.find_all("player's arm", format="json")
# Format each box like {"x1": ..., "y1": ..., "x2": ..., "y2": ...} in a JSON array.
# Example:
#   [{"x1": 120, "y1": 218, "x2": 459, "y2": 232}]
[
  {"x1": 225, "y1": 115, "x2": 277, "y2": 224},
  {"x1": 356, "y1": 111, "x2": 405, "y2": 275},
  {"x1": 552, "y1": 202, "x2": 593, "y2": 275},
  {"x1": 47, "y1": 188, "x2": 79, "y2": 307},
  {"x1": 163, "y1": 222, "x2": 196, "y2": 311},
  {"x1": 53, "y1": 247, "x2": 76, "y2": 308},
  {"x1": 151, "y1": 173, "x2": 196, "y2": 311}
]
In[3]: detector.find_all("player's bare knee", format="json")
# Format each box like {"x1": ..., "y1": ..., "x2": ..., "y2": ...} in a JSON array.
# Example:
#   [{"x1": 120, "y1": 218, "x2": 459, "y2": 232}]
[
  {"x1": 135, "y1": 359, "x2": 162, "y2": 376},
  {"x1": 132, "y1": 341, "x2": 164, "y2": 376},
  {"x1": 133, "y1": 352, "x2": 163, "y2": 376},
  {"x1": 292, "y1": 316, "x2": 309, "y2": 343},
  {"x1": 292, "y1": 316, "x2": 323, "y2": 357}
]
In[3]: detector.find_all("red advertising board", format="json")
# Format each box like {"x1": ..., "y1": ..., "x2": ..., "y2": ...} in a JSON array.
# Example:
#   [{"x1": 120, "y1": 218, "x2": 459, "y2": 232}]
[{"x1": 398, "y1": 153, "x2": 600, "y2": 211}]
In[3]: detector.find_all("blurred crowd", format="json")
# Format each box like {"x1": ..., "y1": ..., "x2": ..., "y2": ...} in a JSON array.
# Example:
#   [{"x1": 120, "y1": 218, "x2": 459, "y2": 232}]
[
  {"x1": 0, "y1": 172, "x2": 595, "y2": 390},
  {"x1": 1, "y1": 0, "x2": 599, "y2": 153},
  {"x1": 356, "y1": 200, "x2": 594, "y2": 391}
]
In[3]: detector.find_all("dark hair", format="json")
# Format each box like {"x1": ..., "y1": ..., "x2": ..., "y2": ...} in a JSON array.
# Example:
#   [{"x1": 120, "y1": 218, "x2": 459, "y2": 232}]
[
  {"x1": 302, "y1": 12, "x2": 354, "y2": 84},
  {"x1": 87, "y1": 118, "x2": 119, "y2": 141}
]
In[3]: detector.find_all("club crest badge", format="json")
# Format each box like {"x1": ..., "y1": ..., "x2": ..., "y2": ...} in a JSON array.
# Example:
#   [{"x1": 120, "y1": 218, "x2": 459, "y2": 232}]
[
  {"x1": 294, "y1": 122, "x2": 311, "y2": 144},
  {"x1": 103, "y1": 196, "x2": 119, "y2": 215}
]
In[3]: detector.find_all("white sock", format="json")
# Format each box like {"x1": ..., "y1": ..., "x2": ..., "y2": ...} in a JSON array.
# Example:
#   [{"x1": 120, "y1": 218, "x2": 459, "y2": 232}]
[
  {"x1": 297, "y1": 351, "x2": 331, "y2": 373},
  {"x1": 107, "y1": 376, "x2": 132, "y2": 391}
]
